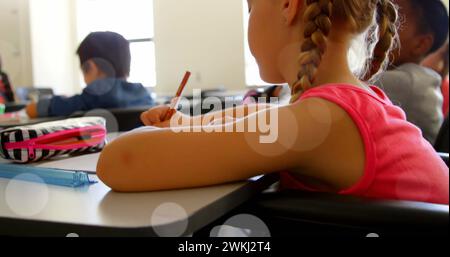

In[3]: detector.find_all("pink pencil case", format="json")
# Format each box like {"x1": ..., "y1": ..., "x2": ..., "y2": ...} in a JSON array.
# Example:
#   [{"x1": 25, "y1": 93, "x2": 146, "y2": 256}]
[{"x1": 0, "y1": 117, "x2": 107, "y2": 163}]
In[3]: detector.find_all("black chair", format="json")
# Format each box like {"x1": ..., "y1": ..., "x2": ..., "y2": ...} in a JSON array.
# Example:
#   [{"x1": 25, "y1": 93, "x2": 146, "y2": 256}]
[
  {"x1": 230, "y1": 190, "x2": 449, "y2": 237},
  {"x1": 435, "y1": 116, "x2": 449, "y2": 153},
  {"x1": 187, "y1": 92, "x2": 244, "y2": 116},
  {"x1": 198, "y1": 154, "x2": 450, "y2": 237},
  {"x1": 70, "y1": 107, "x2": 152, "y2": 132},
  {"x1": 243, "y1": 85, "x2": 284, "y2": 103}
]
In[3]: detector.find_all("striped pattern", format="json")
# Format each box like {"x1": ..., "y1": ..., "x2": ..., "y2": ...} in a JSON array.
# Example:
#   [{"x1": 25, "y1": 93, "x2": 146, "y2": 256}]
[{"x1": 0, "y1": 117, "x2": 106, "y2": 163}]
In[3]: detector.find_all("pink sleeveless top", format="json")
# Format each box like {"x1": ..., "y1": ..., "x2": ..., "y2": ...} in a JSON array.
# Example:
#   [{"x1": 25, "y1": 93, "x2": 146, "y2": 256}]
[{"x1": 280, "y1": 84, "x2": 449, "y2": 205}]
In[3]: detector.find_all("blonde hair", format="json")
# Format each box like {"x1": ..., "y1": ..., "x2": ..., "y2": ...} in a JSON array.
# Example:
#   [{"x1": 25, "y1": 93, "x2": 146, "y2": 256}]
[{"x1": 290, "y1": 0, "x2": 398, "y2": 103}]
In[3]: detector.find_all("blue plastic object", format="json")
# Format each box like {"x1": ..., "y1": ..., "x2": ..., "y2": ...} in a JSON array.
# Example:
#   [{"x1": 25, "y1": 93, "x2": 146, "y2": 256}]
[{"x1": 0, "y1": 163, "x2": 97, "y2": 188}]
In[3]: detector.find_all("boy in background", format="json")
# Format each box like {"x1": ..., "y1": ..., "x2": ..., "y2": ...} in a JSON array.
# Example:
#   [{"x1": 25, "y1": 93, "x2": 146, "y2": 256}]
[
  {"x1": 375, "y1": 0, "x2": 449, "y2": 144},
  {"x1": 26, "y1": 31, "x2": 153, "y2": 118}
]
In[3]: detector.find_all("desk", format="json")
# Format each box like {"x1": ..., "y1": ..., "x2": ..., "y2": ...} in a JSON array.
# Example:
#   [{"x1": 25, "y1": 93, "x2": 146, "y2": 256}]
[
  {"x1": 0, "y1": 117, "x2": 64, "y2": 130},
  {"x1": 0, "y1": 134, "x2": 276, "y2": 237},
  {"x1": 4, "y1": 103, "x2": 27, "y2": 113}
]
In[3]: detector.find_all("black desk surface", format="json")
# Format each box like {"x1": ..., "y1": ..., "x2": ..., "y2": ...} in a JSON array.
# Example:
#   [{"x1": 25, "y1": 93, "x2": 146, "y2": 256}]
[{"x1": 4, "y1": 102, "x2": 27, "y2": 113}]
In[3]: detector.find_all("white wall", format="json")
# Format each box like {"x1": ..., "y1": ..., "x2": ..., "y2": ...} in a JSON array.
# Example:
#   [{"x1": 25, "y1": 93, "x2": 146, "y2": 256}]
[
  {"x1": 29, "y1": 0, "x2": 80, "y2": 95},
  {"x1": 0, "y1": 0, "x2": 33, "y2": 87},
  {"x1": 153, "y1": 0, "x2": 246, "y2": 94},
  {"x1": 28, "y1": 0, "x2": 247, "y2": 96},
  {"x1": 10, "y1": 0, "x2": 450, "y2": 96}
]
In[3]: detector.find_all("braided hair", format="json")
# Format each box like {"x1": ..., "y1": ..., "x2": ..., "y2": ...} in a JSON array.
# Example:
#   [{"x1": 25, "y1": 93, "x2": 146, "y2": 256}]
[{"x1": 290, "y1": 0, "x2": 399, "y2": 103}]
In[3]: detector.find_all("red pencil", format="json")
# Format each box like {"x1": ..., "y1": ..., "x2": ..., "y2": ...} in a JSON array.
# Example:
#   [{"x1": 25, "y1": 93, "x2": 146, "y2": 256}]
[{"x1": 163, "y1": 71, "x2": 191, "y2": 120}]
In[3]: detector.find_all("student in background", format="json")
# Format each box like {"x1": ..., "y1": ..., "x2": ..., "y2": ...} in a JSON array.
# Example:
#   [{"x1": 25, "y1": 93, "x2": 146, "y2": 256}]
[
  {"x1": 26, "y1": 31, "x2": 154, "y2": 118},
  {"x1": 422, "y1": 41, "x2": 449, "y2": 117},
  {"x1": 97, "y1": 0, "x2": 448, "y2": 205},
  {"x1": 0, "y1": 55, "x2": 15, "y2": 103},
  {"x1": 374, "y1": 0, "x2": 449, "y2": 144}
]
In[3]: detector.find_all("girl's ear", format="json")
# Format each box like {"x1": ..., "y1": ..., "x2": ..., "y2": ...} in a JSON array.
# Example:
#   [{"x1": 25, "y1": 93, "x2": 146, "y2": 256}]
[{"x1": 281, "y1": 0, "x2": 302, "y2": 25}]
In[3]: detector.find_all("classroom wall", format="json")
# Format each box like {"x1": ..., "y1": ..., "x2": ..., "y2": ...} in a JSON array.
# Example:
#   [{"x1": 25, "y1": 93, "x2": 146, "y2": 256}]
[
  {"x1": 23, "y1": 0, "x2": 450, "y2": 96},
  {"x1": 28, "y1": 0, "x2": 80, "y2": 95},
  {"x1": 0, "y1": 0, "x2": 33, "y2": 87},
  {"x1": 27, "y1": 0, "x2": 247, "y2": 96},
  {"x1": 153, "y1": 0, "x2": 247, "y2": 94}
]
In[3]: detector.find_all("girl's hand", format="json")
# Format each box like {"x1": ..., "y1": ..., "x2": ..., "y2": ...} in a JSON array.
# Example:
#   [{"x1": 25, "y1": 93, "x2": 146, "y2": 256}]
[
  {"x1": 140, "y1": 105, "x2": 190, "y2": 128},
  {"x1": 140, "y1": 105, "x2": 171, "y2": 127}
]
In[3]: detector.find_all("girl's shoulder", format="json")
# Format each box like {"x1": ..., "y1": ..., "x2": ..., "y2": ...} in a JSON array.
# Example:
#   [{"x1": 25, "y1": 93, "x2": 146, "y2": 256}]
[
  {"x1": 297, "y1": 83, "x2": 409, "y2": 123},
  {"x1": 300, "y1": 83, "x2": 390, "y2": 104}
]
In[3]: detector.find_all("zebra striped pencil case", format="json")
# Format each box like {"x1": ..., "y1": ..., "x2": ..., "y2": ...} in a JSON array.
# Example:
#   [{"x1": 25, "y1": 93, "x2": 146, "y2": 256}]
[{"x1": 0, "y1": 117, "x2": 107, "y2": 163}]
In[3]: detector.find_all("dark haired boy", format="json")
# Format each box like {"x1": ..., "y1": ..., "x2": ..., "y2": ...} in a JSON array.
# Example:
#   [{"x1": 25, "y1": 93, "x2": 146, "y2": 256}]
[
  {"x1": 26, "y1": 31, "x2": 153, "y2": 118},
  {"x1": 375, "y1": 0, "x2": 449, "y2": 144}
]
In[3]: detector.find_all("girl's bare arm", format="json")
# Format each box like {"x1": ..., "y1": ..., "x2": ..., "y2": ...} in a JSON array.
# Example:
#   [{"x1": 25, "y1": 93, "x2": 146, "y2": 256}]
[{"x1": 98, "y1": 98, "x2": 364, "y2": 192}]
